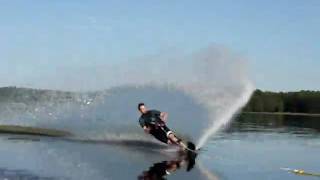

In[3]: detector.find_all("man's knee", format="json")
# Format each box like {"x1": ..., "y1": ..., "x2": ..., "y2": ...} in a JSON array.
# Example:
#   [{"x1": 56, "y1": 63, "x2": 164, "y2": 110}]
[{"x1": 166, "y1": 131, "x2": 173, "y2": 137}]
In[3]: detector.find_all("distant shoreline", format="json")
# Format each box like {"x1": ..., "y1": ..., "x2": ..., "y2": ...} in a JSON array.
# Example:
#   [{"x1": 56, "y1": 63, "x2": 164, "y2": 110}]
[
  {"x1": 243, "y1": 89, "x2": 320, "y2": 116},
  {"x1": 242, "y1": 112, "x2": 320, "y2": 117}
]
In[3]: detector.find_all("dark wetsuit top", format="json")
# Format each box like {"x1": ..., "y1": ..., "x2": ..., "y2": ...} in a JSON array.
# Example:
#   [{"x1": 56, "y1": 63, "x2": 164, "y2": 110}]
[
  {"x1": 139, "y1": 110, "x2": 162, "y2": 128},
  {"x1": 139, "y1": 110, "x2": 171, "y2": 144}
]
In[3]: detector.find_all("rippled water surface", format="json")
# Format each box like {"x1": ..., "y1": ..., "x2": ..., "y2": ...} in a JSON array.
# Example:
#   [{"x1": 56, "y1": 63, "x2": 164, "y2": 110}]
[{"x1": 0, "y1": 114, "x2": 319, "y2": 180}]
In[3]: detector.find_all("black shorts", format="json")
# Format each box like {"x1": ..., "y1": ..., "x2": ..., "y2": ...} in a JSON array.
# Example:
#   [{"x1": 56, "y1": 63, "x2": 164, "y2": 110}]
[{"x1": 149, "y1": 125, "x2": 173, "y2": 144}]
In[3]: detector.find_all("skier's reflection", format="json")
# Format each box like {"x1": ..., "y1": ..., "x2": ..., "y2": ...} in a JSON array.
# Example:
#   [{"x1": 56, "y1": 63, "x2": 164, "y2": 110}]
[{"x1": 138, "y1": 151, "x2": 197, "y2": 180}]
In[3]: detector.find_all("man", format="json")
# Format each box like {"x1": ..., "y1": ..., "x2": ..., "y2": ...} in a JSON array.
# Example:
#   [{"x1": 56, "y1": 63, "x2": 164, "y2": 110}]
[{"x1": 137, "y1": 103, "x2": 187, "y2": 149}]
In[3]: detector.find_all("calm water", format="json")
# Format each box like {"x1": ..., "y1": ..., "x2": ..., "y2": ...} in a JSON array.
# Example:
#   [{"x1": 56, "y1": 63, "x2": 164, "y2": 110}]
[
  {"x1": 0, "y1": 114, "x2": 319, "y2": 180},
  {"x1": 204, "y1": 114, "x2": 320, "y2": 180}
]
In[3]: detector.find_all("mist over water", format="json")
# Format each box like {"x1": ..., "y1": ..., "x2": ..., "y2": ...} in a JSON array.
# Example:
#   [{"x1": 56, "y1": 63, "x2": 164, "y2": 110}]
[{"x1": 1, "y1": 45, "x2": 254, "y2": 148}]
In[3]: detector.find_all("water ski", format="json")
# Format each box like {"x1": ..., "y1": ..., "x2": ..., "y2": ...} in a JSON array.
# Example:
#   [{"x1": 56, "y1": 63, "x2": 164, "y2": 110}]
[{"x1": 183, "y1": 141, "x2": 198, "y2": 154}]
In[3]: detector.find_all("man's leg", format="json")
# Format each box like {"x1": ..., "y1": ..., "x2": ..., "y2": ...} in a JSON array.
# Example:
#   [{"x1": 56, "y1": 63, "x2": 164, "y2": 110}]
[
  {"x1": 167, "y1": 133, "x2": 179, "y2": 144},
  {"x1": 167, "y1": 132, "x2": 187, "y2": 149},
  {"x1": 149, "y1": 128, "x2": 169, "y2": 144},
  {"x1": 160, "y1": 125, "x2": 187, "y2": 149}
]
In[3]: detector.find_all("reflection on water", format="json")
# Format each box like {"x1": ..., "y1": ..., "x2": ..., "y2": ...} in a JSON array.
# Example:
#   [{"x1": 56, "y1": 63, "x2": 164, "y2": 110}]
[
  {"x1": 203, "y1": 114, "x2": 320, "y2": 180},
  {"x1": 1, "y1": 134, "x2": 207, "y2": 180},
  {"x1": 138, "y1": 150, "x2": 197, "y2": 180},
  {"x1": 228, "y1": 114, "x2": 320, "y2": 134},
  {"x1": 0, "y1": 114, "x2": 319, "y2": 180}
]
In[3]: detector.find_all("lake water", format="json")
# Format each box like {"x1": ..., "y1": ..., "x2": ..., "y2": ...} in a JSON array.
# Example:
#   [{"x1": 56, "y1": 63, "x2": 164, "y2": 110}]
[
  {"x1": 204, "y1": 114, "x2": 320, "y2": 180},
  {"x1": 0, "y1": 114, "x2": 319, "y2": 180}
]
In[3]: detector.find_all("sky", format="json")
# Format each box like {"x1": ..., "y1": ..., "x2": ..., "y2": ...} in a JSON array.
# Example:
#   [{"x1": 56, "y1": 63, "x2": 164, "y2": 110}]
[{"x1": 0, "y1": 0, "x2": 319, "y2": 91}]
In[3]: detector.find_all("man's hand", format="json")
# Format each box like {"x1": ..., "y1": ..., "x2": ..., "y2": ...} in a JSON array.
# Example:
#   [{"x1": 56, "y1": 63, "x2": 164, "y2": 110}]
[
  {"x1": 160, "y1": 112, "x2": 168, "y2": 122},
  {"x1": 143, "y1": 126, "x2": 151, "y2": 133}
]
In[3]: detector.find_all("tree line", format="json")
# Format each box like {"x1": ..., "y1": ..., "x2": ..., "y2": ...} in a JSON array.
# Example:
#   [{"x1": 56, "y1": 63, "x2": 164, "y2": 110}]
[
  {"x1": 243, "y1": 89, "x2": 320, "y2": 114},
  {"x1": 1, "y1": 87, "x2": 320, "y2": 114}
]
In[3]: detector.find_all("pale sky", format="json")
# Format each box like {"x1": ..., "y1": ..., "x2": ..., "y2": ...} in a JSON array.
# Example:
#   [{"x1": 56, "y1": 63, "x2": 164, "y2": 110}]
[{"x1": 0, "y1": 0, "x2": 319, "y2": 91}]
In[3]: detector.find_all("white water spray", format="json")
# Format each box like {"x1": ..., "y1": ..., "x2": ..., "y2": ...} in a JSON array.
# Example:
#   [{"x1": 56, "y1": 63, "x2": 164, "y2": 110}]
[
  {"x1": 197, "y1": 82, "x2": 254, "y2": 148},
  {"x1": 0, "y1": 45, "x2": 254, "y2": 149}
]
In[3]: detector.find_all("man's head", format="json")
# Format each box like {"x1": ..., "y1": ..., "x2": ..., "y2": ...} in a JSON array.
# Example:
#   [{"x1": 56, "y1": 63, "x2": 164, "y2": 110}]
[{"x1": 138, "y1": 103, "x2": 147, "y2": 114}]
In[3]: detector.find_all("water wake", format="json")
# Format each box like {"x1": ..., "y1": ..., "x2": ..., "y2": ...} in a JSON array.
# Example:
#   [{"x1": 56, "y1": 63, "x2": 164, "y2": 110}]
[{"x1": 0, "y1": 45, "x2": 254, "y2": 149}]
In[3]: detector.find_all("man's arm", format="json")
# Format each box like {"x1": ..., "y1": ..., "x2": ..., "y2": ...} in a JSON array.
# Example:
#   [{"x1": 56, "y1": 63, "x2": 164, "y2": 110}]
[
  {"x1": 160, "y1": 112, "x2": 168, "y2": 122},
  {"x1": 139, "y1": 117, "x2": 151, "y2": 133},
  {"x1": 143, "y1": 126, "x2": 151, "y2": 133}
]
